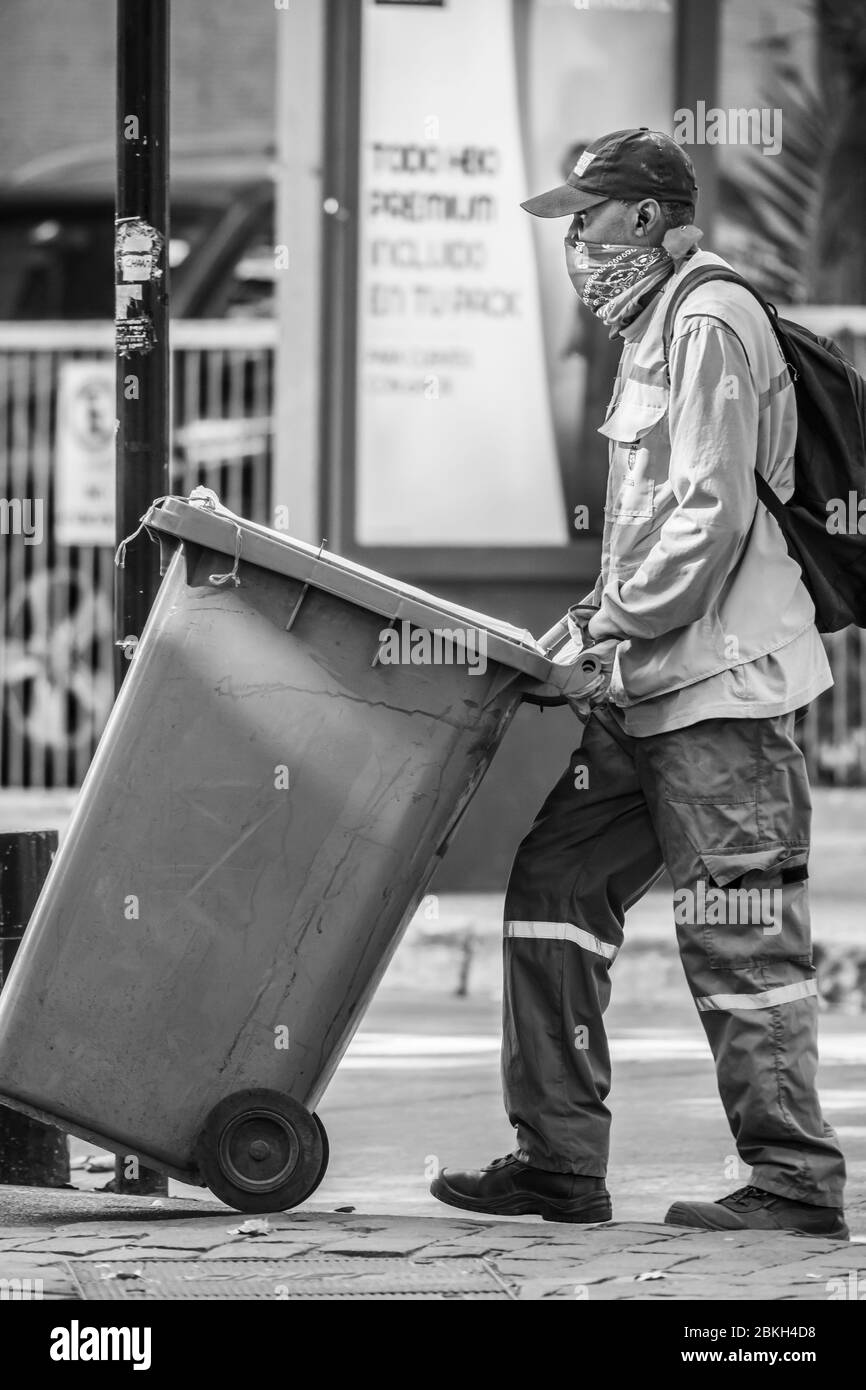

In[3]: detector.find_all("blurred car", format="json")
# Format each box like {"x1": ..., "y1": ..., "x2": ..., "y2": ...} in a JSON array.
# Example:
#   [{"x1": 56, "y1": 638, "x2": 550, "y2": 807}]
[{"x1": 0, "y1": 134, "x2": 277, "y2": 319}]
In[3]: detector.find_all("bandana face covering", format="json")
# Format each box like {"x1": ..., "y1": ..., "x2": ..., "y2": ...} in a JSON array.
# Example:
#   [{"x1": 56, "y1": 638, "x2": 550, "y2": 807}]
[{"x1": 566, "y1": 227, "x2": 703, "y2": 335}]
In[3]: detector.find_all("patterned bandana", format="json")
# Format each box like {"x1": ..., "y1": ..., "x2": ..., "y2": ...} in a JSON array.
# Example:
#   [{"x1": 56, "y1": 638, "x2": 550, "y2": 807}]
[{"x1": 567, "y1": 226, "x2": 703, "y2": 335}]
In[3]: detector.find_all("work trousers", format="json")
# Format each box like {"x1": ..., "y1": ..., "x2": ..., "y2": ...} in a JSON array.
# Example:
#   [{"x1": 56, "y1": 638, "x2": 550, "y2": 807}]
[{"x1": 502, "y1": 707, "x2": 846, "y2": 1206}]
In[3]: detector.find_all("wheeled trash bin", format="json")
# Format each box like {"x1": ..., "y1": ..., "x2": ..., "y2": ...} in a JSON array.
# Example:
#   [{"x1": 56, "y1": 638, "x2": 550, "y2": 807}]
[{"x1": 0, "y1": 494, "x2": 600, "y2": 1211}]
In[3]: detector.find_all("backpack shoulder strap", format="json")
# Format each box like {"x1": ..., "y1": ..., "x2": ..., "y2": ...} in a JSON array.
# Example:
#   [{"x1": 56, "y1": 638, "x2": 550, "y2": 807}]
[
  {"x1": 754, "y1": 469, "x2": 787, "y2": 525},
  {"x1": 661, "y1": 264, "x2": 788, "y2": 518},
  {"x1": 662, "y1": 264, "x2": 777, "y2": 383}
]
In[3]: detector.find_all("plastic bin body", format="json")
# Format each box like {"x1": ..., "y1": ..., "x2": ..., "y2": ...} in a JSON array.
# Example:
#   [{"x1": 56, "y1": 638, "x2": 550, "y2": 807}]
[{"x1": 0, "y1": 499, "x2": 583, "y2": 1183}]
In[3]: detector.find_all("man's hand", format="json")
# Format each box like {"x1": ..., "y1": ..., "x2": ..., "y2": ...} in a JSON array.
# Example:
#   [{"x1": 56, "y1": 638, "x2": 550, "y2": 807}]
[
  {"x1": 580, "y1": 637, "x2": 620, "y2": 708},
  {"x1": 586, "y1": 608, "x2": 623, "y2": 644},
  {"x1": 560, "y1": 636, "x2": 620, "y2": 723}
]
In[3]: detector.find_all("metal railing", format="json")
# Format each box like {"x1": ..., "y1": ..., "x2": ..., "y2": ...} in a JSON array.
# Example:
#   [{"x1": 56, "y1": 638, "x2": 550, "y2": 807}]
[{"x1": 0, "y1": 321, "x2": 275, "y2": 788}]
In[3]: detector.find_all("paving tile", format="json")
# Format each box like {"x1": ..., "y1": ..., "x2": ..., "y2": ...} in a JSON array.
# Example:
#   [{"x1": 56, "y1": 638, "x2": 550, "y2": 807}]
[
  {"x1": 204, "y1": 1243, "x2": 314, "y2": 1259},
  {"x1": 609, "y1": 1223, "x2": 683, "y2": 1236},
  {"x1": 526, "y1": 1224, "x2": 614, "y2": 1239},
  {"x1": 490, "y1": 1257, "x2": 659, "y2": 1283},
  {"x1": 417, "y1": 1235, "x2": 540, "y2": 1255},
  {"x1": 176, "y1": 1243, "x2": 275, "y2": 1260},
  {"x1": 50, "y1": 1228, "x2": 150, "y2": 1239},
  {"x1": 252, "y1": 1218, "x2": 340, "y2": 1234},
  {"x1": 782, "y1": 1249, "x2": 866, "y2": 1268},
  {"x1": 737, "y1": 1260, "x2": 845, "y2": 1282},
  {"x1": 516, "y1": 1280, "x2": 589, "y2": 1300},
  {"x1": 481, "y1": 1243, "x2": 620, "y2": 1263},
  {"x1": 462, "y1": 1236, "x2": 544, "y2": 1249},
  {"x1": 317, "y1": 1220, "x2": 391, "y2": 1234},
  {"x1": 672, "y1": 1258, "x2": 768, "y2": 1277},
  {"x1": 0, "y1": 1253, "x2": 72, "y2": 1269},
  {"x1": 531, "y1": 1231, "x2": 667, "y2": 1250},
  {"x1": 314, "y1": 1236, "x2": 429, "y2": 1255},
  {"x1": 705, "y1": 1232, "x2": 837, "y2": 1253},
  {"x1": 306, "y1": 1221, "x2": 452, "y2": 1242},
  {"x1": 79, "y1": 1247, "x2": 192, "y2": 1261},
  {"x1": 498, "y1": 1263, "x2": 594, "y2": 1286},
  {"x1": 131, "y1": 1230, "x2": 234, "y2": 1251},
  {"x1": 640, "y1": 1240, "x2": 722, "y2": 1256},
  {"x1": 719, "y1": 1286, "x2": 817, "y2": 1300},
  {"x1": 706, "y1": 1248, "x2": 829, "y2": 1272},
  {"x1": 562, "y1": 1250, "x2": 690, "y2": 1273},
  {"x1": 586, "y1": 1283, "x2": 656, "y2": 1300},
  {"x1": 50, "y1": 1221, "x2": 224, "y2": 1239},
  {"x1": 0, "y1": 1229, "x2": 80, "y2": 1243},
  {"x1": 412, "y1": 1243, "x2": 483, "y2": 1259},
  {"x1": 0, "y1": 1238, "x2": 140, "y2": 1256},
  {"x1": 245, "y1": 1235, "x2": 325, "y2": 1249}
]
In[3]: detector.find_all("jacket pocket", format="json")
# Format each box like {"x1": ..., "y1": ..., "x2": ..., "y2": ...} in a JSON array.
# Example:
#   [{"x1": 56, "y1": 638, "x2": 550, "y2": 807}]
[
  {"x1": 598, "y1": 393, "x2": 667, "y2": 444},
  {"x1": 598, "y1": 395, "x2": 667, "y2": 523}
]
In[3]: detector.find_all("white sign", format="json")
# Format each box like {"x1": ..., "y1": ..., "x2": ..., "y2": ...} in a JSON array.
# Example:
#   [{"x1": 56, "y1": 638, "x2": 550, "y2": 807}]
[
  {"x1": 54, "y1": 361, "x2": 115, "y2": 546},
  {"x1": 356, "y1": 0, "x2": 568, "y2": 546}
]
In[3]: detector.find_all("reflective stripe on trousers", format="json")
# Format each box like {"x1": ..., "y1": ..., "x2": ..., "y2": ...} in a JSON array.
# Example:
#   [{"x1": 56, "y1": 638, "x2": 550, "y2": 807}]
[
  {"x1": 502, "y1": 706, "x2": 846, "y2": 1206},
  {"x1": 696, "y1": 979, "x2": 818, "y2": 1012},
  {"x1": 505, "y1": 919, "x2": 620, "y2": 962}
]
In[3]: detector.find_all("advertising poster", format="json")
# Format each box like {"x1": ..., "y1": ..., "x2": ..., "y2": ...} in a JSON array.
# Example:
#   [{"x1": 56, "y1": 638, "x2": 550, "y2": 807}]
[{"x1": 356, "y1": 0, "x2": 568, "y2": 546}]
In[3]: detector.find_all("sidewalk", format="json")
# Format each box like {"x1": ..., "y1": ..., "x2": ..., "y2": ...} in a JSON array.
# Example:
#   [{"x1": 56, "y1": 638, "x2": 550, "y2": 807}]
[
  {"x1": 1, "y1": 1187, "x2": 863, "y2": 1301},
  {"x1": 1, "y1": 787, "x2": 863, "y2": 1301}
]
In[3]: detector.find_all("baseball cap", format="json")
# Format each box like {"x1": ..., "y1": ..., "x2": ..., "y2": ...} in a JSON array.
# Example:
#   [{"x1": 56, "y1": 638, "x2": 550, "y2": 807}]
[{"x1": 522, "y1": 127, "x2": 698, "y2": 218}]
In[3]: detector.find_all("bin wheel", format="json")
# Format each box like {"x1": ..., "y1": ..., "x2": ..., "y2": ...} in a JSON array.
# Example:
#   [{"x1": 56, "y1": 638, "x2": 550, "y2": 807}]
[
  {"x1": 195, "y1": 1089, "x2": 324, "y2": 1214},
  {"x1": 309, "y1": 1113, "x2": 330, "y2": 1198}
]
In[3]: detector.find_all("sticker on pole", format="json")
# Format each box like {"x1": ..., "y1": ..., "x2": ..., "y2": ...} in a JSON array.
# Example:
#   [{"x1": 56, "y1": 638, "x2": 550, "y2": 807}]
[{"x1": 115, "y1": 217, "x2": 164, "y2": 356}]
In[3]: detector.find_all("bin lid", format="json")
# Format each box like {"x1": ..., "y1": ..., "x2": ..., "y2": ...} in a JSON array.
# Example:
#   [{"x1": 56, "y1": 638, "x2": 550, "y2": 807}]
[{"x1": 143, "y1": 495, "x2": 557, "y2": 679}]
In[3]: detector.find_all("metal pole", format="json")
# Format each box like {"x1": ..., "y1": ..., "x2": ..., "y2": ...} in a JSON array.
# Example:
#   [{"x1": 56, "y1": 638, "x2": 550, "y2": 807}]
[
  {"x1": 0, "y1": 833, "x2": 70, "y2": 1187},
  {"x1": 113, "y1": 0, "x2": 170, "y2": 1196},
  {"x1": 273, "y1": 0, "x2": 325, "y2": 544}
]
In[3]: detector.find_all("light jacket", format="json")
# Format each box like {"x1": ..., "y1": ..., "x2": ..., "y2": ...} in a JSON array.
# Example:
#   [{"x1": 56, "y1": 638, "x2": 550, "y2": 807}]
[{"x1": 585, "y1": 246, "x2": 828, "y2": 707}]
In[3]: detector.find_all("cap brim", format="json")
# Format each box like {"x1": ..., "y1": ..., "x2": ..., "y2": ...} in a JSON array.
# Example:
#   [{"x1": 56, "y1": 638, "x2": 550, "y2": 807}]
[{"x1": 520, "y1": 185, "x2": 608, "y2": 218}]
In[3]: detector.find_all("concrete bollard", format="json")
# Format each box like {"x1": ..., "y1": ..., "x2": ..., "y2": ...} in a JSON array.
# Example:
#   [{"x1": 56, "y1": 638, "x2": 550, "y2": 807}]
[
  {"x1": 109, "y1": 1155, "x2": 169, "y2": 1196},
  {"x1": 0, "y1": 831, "x2": 70, "y2": 1186}
]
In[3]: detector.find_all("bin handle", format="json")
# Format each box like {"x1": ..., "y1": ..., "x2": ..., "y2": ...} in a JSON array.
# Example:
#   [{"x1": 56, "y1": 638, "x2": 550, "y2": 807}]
[
  {"x1": 115, "y1": 491, "x2": 243, "y2": 587},
  {"x1": 536, "y1": 604, "x2": 599, "y2": 658},
  {"x1": 536, "y1": 615, "x2": 571, "y2": 657},
  {"x1": 207, "y1": 521, "x2": 243, "y2": 587},
  {"x1": 519, "y1": 649, "x2": 604, "y2": 709},
  {"x1": 114, "y1": 495, "x2": 173, "y2": 570}
]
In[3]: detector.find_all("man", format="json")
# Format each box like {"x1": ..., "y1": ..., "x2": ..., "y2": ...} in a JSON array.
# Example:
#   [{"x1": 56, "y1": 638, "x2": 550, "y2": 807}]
[{"x1": 431, "y1": 128, "x2": 848, "y2": 1238}]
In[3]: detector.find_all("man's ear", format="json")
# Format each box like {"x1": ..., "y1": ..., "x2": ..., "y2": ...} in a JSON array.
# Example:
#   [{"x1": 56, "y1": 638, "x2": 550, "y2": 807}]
[{"x1": 634, "y1": 199, "x2": 665, "y2": 244}]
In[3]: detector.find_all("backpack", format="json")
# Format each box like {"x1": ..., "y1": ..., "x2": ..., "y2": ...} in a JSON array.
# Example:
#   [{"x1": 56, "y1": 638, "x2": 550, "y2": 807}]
[{"x1": 662, "y1": 264, "x2": 866, "y2": 633}]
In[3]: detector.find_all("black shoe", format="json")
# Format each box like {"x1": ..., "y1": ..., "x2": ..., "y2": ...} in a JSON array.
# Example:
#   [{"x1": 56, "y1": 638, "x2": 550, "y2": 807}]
[
  {"x1": 665, "y1": 1185, "x2": 849, "y2": 1240},
  {"x1": 430, "y1": 1154, "x2": 612, "y2": 1224}
]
